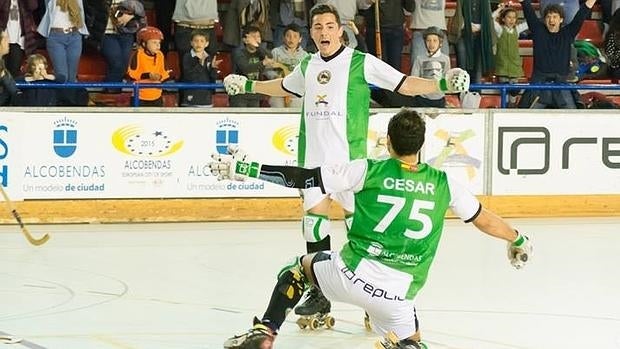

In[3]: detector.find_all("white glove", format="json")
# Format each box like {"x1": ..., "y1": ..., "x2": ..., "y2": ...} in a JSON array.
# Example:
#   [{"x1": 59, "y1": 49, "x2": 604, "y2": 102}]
[
  {"x1": 209, "y1": 146, "x2": 258, "y2": 181},
  {"x1": 223, "y1": 74, "x2": 254, "y2": 96},
  {"x1": 440, "y1": 68, "x2": 470, "y2": 93},
  {"x1": 507, "y1": 231, "x2": 532, "y2": 270}
]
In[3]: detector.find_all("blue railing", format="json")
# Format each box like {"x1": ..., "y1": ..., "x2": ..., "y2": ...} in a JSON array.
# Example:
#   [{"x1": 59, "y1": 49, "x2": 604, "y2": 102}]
[{"x1": 14, "y1": 81, "x2": 620, "y2": 108}]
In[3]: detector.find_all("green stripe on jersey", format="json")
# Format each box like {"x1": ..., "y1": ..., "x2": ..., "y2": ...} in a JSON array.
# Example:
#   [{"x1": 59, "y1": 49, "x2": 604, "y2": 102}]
[
  {"x1": 297, "y1": 55, "x2": 312, "y2": 167},
  {"x1": 346, "y1": 51, "x2": 371, "y2": 160}
]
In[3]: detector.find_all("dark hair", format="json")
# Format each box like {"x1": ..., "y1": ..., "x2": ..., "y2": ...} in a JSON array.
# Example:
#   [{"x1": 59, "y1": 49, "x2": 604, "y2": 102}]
[
  {"x1": 242, "y1": 25, "x2": 261, "y2": 38},
  {"x1": 190, "y1": 29, "x2": 209, "y2": 41},
  {"x1": 283, "y1": 23, "x2": 301, "y2": 36},
  {"x1": 499, "y1": 7, "x2": 517, "y2": 22},
  {"x1": 387, "y1": 109, "x2": 425, "y2": 156},
  {"x1": 309, "y1": 3, "x2": 341, "y2": 26},
  {"x1": 543, "y1": 4, "x2": 564, "y2": 19}
]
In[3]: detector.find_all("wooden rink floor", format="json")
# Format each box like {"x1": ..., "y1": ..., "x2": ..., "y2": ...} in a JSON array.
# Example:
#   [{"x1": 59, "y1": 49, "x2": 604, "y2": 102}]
[{"x1": 0, "y1": 217, "x2": 618, "y2": 349}]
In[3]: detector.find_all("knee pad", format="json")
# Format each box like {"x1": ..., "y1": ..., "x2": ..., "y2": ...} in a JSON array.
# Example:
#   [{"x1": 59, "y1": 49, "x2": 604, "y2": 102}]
[
  {"x1": 344, "y1": 214, "x2": 353, "y2": 233},
  {"x1": 276, "y1": 256, "x2": 308, "y2": 301},
  {"x1": 302, "y1": 214, "x2": 330, "y2": 242}
]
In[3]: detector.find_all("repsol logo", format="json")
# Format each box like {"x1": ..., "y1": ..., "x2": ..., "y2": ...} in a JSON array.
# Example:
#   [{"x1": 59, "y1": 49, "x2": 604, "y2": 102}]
[
  {"x1": 340, "y1": 266, "x2": 405, "y2": 301},
  {"x1": 497, "y1": 126, "x2": 620, "y2": 175}
]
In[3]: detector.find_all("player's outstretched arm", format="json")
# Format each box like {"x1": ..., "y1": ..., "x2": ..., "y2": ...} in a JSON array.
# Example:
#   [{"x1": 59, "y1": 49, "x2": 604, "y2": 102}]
[
  {"x1": 223, "y1": 74, "x2": 291, "y2": 97},
  {"x1": 209, "y1": 152, "x2": 326, "y2": 191},
  {"x1": 397, "y1": 68, "x2": 470, "y2": 96},
  {"x1": 471, "y1": 208, "x2": 533, "y2": 269}
]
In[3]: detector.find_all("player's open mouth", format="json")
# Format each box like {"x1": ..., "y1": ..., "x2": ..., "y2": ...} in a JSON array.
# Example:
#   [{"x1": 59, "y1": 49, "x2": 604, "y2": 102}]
[{"x1": 320, "y1": 40, "x2": 330, "y2": 47}]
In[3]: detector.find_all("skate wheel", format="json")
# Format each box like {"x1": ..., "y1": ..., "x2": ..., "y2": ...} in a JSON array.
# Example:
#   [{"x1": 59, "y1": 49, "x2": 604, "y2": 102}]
[
  {"x1": 309, "y1": 318, "x2": 320, "y2": 330},
  {"x1": 296, "y1": 318, "x2": 307, "y2": 329},
  {"x1": 325, "y1": 316, "x2": 335, "y2": 329},
  {"x1": 386, "y1": 331, "x2": 400, "y2": 344}
]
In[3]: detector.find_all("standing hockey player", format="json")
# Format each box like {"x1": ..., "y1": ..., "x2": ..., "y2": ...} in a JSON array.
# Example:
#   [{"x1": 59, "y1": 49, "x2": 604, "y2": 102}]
[
  {"x1": 222, "y1": 3, "x2": 470, "y2": 324},
  {"x1": 210, "y1": 108, "x2": 532, "y2": 349}
]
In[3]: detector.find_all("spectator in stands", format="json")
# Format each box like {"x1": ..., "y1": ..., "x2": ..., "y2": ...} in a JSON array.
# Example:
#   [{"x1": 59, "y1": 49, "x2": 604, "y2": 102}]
[
  {"x1": 410, "y1": 26, "x2": 451, "y2": 107},
  {"x1": 358, "y1": 0, "x2": 414, "y2": 71},
  {"x1": 0, "y1": 28, "x2": 17, "y2": 105},
  {"x1": 448, "y1": 0, "x2": 495, "y2": 83},
  {"x1": 37, "y1": 0, "x2": 89, "y2": 82},
  {"x1": 223, "y1": 0, "x2": 273, "y2": 49},
  {"x1": 84, "y1": 0, "x2": 145, "y2": 93},
  {"x1": 408, "y1": 0, "x2": 450, "y2": 72},
  {"x1": 493, "y1": 2, "x2": 528, "y2": 106},
  {"x1": 152, "y1": 0, "x2": 175, "y2": 54},
  {"x1": 269, "y1": 0, "x2": 311, "y2": 50},
  {"x1": 15, "y1": 53, "x2": 63, "y2": 106},
  {"x1": 517, "y1": 0, "x2": 595, "y2": 108},
  {"x1": 173, "y1": 0, "x2": 218, "y2": 68},
  {"x1": 230, "y1": 24, "x2": 274, "y2": 107},
  {"x1": 0, "y1": 0, "x2": 39, "y2": 78},
  {"x1": 604, "y1": 8, "x2": 620, "y2": 78},
  {"x1": 181, "y1": 30, "x2": 221, "y2": 107},
  {"x1": 127, "y1": 26, "x2": 172, "y2": 107},
  {"x1": 266, "y1": 23, "x2": 306, "y2": 107},
  {"x1": 540, "y1": 0, "x2": 579, "y2": 22}
]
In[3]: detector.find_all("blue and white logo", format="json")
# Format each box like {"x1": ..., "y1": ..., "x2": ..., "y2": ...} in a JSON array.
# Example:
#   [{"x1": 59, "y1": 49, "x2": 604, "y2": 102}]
[
  {"x1": 53, "y1": 117, "x2": 77, "y2": 158},
  {"x1": 215, "y1": 118, "x2": 239, "y2": 154}
]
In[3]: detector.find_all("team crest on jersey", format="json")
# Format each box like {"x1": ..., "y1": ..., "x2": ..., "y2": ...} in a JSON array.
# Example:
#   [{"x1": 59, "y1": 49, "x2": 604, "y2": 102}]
[
  {"x1": 315, "y1": 95, "x2": 328, "y2": 107},
  {"x1": 317, "y1": 70, "x2": 331, "y2": 84}
]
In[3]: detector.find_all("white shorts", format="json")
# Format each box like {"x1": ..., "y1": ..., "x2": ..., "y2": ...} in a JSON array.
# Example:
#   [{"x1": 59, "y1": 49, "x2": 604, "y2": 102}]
[
  {"x1": 312, "y1": 251, "x2": 418, "y2": 340},
  {"x1": 301, "y1": 187, "x2": 355, "y2": 212}
]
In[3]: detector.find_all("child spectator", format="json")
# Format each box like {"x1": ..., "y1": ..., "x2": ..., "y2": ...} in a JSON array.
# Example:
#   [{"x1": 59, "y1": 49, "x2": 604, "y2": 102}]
[
  {"x1": 181, "y1": 30, "x2": 221, "y2": 107},
  {"x1": 516, "y1": 0, "x2": 595, "y2": 108},
  {"x1": 127, "y1": 26, "x2": 172, "y2": 107},
  {"x1": 493, "y1": 3, "x2": 528, "y2": 106},
  {"x1": 230, "y1": 25, "x2": 273, "y2": 107},
  {"x1": 15, "y1": 53, "x2": 63, "y2": 106},
  {"x1": 410, "y1": 26, "x2": 451, "y2": 107},
  {"x1": 267, "y1": 23, "x2": 306, "y2": 107},
  {"x1": 37, "y1": 0, "x2": 89, "y2": 82},
  {"x1": 0, "y1": 28, "x2": 16, "y2": 106}
]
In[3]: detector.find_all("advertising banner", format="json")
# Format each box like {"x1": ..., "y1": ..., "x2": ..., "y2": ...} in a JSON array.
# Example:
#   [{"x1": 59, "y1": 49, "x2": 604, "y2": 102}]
[
  {"x1": 492, "y1": 113, "x2": 620, "y2": 194},
  {"x1": 0, "y1": 112, "x2": 24, "y2": 199}
]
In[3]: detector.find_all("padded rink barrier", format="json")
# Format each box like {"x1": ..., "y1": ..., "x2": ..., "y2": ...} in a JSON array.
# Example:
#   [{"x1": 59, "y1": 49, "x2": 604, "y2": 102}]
[{"x1": 0, "y1": 108, "x2": 619, "y2": 224}]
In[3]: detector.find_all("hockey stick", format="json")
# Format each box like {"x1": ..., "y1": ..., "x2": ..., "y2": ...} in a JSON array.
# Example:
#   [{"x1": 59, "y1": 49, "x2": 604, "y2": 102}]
[
  {"x1": 0, "y1": 186, "x2": 50, "y2": 246},
  {"x1": 374, "y1": 0, "x2": 382, "y2": 59}
]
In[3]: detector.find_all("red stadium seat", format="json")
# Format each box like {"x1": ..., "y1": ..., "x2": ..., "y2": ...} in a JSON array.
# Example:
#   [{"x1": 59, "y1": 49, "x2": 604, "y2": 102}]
[
  {"x1": 213, "y1": 93, "x2": 229, "y2": 107},
  {"x1": 78, "y1": 52, "x2": 107, "y2": 82},
  {"x1": 577, "y1": 20, "x2": 604, "y2": 47},
  {"x1": 166, "y1": 51, "x2": 181, "y2": 80},
  {"x1": 522, "y1": 55, "x2": 533, "y2": 80},
  {"x1": 145, "y1": 8, "x2": 157, "y2": 27}
]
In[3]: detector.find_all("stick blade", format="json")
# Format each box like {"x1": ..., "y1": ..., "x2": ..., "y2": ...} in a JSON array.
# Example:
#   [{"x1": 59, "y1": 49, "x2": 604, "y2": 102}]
[{"x1": 23, "y1": 229, "x2": 50, "y2": 246}]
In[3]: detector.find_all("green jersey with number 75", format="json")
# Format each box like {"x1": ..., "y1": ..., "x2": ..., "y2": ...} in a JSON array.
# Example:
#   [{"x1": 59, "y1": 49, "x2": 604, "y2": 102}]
[{"x1": 323, "y1": 158, "x2": 481, "y2": 300}]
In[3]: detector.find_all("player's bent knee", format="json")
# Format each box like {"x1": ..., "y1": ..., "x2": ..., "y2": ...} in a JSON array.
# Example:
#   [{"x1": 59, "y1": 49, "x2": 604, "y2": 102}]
[
  {"x1": 302, "y1": 214, "x2": 331, "y2": 242},
  {"x1": 276, "y1": 256, "x2": 308, "y2": 301}
]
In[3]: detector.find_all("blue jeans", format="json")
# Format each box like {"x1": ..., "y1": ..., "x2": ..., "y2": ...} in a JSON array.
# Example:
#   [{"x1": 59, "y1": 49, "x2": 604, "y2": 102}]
[
  {"x1": 46, "y1": 31, "x2": 82, "y2": 82},
  {"x1": 101, "y1": 33, "x2": 135, "y2": 83}
]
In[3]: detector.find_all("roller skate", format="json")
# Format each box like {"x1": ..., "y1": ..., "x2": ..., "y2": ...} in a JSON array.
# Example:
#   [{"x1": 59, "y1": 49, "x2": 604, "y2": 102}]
[
  {"x1": 374, "y1": 331, "x2": 428, "y2": 349},
  {"x1": 224, "y1": 317, "x2": 275, "y2": 349},
  {"x1": 294, "y1": 286, "x2": 335, "y2": 330}
]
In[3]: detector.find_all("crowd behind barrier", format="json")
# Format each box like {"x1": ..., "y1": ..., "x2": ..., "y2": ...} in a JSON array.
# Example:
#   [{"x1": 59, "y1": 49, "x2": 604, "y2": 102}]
[{"x1": 12, "y1": 80, "x2": 620, "y2": 108}]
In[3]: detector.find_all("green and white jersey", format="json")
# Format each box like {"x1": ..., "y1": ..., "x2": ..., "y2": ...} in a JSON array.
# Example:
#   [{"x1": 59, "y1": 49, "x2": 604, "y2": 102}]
[
  {"x1": 282, "y1": 46, "x2": 406, "y2": 167},
  {"x1": 319, "y1": 158, "x2": 481, "y2": 299}
]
